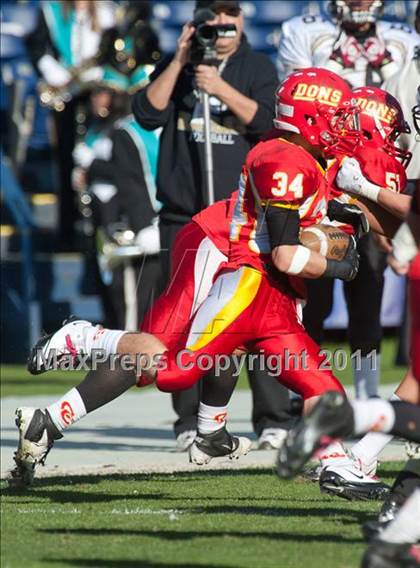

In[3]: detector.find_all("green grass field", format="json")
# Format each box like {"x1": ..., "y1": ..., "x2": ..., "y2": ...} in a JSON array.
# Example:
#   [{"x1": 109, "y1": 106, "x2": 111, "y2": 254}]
[
  {"x1": 0, "y1": 338, "x2": 407, "y2": 567},
  {"x1": 0, "y1": 337, "x2": 406, "y2": 398},
  {"x1": 0, "y1": 464, "x2": 402, "y2": 568}
]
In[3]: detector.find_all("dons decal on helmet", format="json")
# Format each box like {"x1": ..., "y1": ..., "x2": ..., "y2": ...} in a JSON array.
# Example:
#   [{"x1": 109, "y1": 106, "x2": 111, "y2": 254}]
[
  {"x1": 274, "y1": 67, "x2": 360, "y2": 155},
  {"x1": 353, "y1": 86, "x2": 412, "y2": 168},
  {"x1": 328, "y1": 0, "x2": 384, "y2": 25}
]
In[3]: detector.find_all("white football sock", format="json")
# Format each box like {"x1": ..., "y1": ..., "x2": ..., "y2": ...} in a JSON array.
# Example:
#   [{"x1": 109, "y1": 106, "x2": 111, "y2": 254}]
[
  {"x1": 351, "y1": 394, "x2": 400, "y2": 466},
  {"x1": 352, "y1": 353, "x2": 380, "y2": 399},
  {"x1": 380, "y1": 489, "x2": 420, "y2": 544},
  {"x1": 319, "y1": 440, "x2": 352, "y2": 468},
  {"x1": 84, "y1": 326, "x2": 126, "y2": 357},
  {"x1": 197, "y1": 402, "x2": 228, "y2": 434},
  {"x1": 47, "y1": 388, "x2": 87, "y2": 431},
  {"x1": 352, "y1": 399, "x2": 395, "y2": 435},
  {"x1": 350, "y1": 432, "x2": 392, "y2": 469}
]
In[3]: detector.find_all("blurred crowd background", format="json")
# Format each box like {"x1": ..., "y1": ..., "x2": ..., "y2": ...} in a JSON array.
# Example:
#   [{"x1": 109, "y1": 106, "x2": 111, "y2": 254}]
[{"x1": 1, "y1": 0, "x2": 418, "y2": 364}]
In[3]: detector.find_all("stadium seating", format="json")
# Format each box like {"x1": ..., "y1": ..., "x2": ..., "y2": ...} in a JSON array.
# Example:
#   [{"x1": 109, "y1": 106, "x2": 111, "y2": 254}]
[
  {"x1": 153, "y1": 1, "x2": 196, "y2": 26},
  {"x1": 241, "y1": 0, "x2": 311, "y2": 24}
]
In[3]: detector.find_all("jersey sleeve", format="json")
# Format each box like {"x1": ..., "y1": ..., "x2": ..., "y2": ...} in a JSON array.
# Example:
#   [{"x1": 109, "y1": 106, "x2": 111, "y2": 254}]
[
  {"x1": 277, "y1": 17, "x2": 312, "y2": 80},
  {"x1": 379, "y1": 21, "x2": 420, "y2": 64},
  {"x1": 356, "y1": 150, "x2": 407, "y2": 194},
  {"x1": 276, "y1": 15, "x2": 334, "y2": 80}
]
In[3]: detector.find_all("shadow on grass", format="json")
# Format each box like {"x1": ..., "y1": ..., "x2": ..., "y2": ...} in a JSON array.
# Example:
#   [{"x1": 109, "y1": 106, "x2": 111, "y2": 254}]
[
  {"x1": 40, "y1": 527, "x2": 363, "y2": 544},
  {"x1": 2, "y1": 468, "x2": 278, "y2": 491},
  {"x1": 2, "y1": 488, "x2": 167, "y2": 504},
  {"x1": 44, "y1": 560, "x2": 239, "y2": 568}
]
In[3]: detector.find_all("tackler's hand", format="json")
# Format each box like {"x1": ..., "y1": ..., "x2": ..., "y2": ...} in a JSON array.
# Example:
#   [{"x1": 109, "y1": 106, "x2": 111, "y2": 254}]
[
  {"x1": 327, "y1": 199, "x2": 370, "y2": 240},
  {"x1": 336, "y1": 157, "x2": 382, "y2": 203}
]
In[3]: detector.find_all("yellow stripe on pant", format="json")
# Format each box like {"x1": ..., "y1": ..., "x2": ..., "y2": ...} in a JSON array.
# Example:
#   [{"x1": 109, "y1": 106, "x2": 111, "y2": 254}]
[{"x1": 186, "y1": 266, "x2": 262, "y2": 352}]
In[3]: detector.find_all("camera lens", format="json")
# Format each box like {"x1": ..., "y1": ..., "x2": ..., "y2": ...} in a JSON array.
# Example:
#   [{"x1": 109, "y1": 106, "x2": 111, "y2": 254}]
[{"x1": 195, "y1": 24, "x2": 218, "y2": 47}]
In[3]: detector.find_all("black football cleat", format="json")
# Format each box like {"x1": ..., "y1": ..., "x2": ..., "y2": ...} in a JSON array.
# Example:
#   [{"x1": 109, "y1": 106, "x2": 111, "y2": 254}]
[
  {"x1": 9, "y1": 407, "x2": 63, "y2": 487},
  {"x1": 276, "y1": 391, "x2": 354, "y2": 479},
  {"x1": 319, "y1": 465, "x2": 390, "y2": 501},
  {"x1": 189, "y1": 426, "x2": 252, "y2": 465}
]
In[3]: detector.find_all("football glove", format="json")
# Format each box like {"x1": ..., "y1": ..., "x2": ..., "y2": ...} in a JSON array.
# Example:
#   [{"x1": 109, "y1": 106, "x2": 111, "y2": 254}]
[
  {"x1": 327, "y1": 199, "x2": 370, "y2": 240},
  {"x1": 323, "y1": 235, "x2": 360, "y2": 281},
  {"x1": 335, "y1": 157, "x2": 381, "y2": 202}
]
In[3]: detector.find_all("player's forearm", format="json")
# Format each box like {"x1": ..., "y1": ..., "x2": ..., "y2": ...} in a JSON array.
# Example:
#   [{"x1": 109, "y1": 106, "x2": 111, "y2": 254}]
[
  {"x1": 336, "y1": 158, "x2": 411, "y2": 219},
  {"x1": 146, "y1": 60, "x2": 183, "y2": 111},
  {"x1": 272, "y1": 241, "x2": 359, "y2": 282},
  {"x1": 216, "y1": 81, "x2": 258, "y2": 125},
  {"x1": 377, "y1": 190, "x2": 411, "y2": 220},
  {"x1": 357, "y1": 198, "x2": 402, "y2": 238},
  {"x1": 272, "y1": 245, "x2": 327, "y2": 278}
]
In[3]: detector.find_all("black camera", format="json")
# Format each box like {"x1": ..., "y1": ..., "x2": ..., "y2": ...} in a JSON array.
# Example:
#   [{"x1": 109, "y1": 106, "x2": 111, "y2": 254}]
[{"x1": 190, "y1": 21, "x2": 237, "y2": 65}]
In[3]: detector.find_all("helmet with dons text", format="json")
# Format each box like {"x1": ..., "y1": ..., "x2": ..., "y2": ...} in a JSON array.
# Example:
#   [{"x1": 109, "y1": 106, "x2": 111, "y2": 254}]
[
  {"x1": 274, "y1": 67, "x2": 360, "y2": 156},
  {"x1": 353, "y1": 86, "x2": 412, "y2": 168},
  {"x1": 328, "y1": 0, "x2": 384, "y2": 25}
]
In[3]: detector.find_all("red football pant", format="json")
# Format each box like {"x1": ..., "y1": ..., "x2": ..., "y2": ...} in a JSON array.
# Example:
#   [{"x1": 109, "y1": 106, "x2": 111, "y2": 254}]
[
  {"x1": 156, "y1": 266, "x2": 344, "y2": 400},
  {"x1": 141, "y1": 221, "x2": 226, "y2": 348}
]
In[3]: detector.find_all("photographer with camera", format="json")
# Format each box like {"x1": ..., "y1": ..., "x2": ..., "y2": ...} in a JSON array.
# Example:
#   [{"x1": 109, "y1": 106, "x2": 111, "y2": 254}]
[{"x1": 133, "y1": 0, "x2": 294, "y2": 451}]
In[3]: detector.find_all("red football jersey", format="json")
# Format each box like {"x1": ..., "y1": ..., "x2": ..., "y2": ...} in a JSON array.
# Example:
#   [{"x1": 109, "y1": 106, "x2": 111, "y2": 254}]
[
  {"x1": 329, "y1": 145, "x2": 407, "y2": 199},
  {"x1": 192, "y1": 192, "x2": 237, "y2": 254},
  {"x1": 227, "y1": 137, "x2": 329, "y2": 272}
]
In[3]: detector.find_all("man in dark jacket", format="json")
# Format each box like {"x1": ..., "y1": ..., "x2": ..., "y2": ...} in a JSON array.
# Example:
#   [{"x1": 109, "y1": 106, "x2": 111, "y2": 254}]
[{"x1": 133, "y1": 0, "x2": 294, "y2": 450}]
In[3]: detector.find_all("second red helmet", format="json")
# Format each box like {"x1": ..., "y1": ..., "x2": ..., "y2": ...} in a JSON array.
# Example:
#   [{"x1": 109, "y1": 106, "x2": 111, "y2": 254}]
[{"x1": 353, "y1": 86, "x2": 412, "y2": 168}]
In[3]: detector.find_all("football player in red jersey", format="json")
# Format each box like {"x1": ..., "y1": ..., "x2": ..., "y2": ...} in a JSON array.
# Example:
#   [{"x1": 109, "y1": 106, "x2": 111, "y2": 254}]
[
  {"x1": 15, "y1": 72, "x2": 414, "y2": 486},
  {"x1": 152, "y1": 69, "x2": 360, "y2": 398},
  {"x1": 16, "y1": 68, "x2": 367, "y2": 485}
]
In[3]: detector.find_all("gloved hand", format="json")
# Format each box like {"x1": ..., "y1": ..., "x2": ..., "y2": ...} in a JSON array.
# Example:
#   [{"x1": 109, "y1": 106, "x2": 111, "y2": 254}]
[
  {"x1": 363, "y1": 36, "x2": 392, "y2": 68},
  {"x1": 79, "y1": 66, "x2": 103, "y2": 84},
  {"x1": 73, "y1": 143, "x2": 95, "y2": 169},
  {"x1": 327, "y1": 199, "x2": 370, "y2": 240},
  {"x1": 134, "y1": 223, "x2": 160, "y2": 256},
  {"x1": 330, "y1": 35, "x2": 363, "y2": 67},
  {"x1": 38, "y1": 54, "x2": 72, "y2": 87},
  {"x1": 336, "y1": 157, "x2": 381, "y2": 202},
  {"x1": 92, "y1": 137, "x2": 113, "y2": 161},
  {"x1": 323, "y1": 235, "x2": 360, "y2": 282}
]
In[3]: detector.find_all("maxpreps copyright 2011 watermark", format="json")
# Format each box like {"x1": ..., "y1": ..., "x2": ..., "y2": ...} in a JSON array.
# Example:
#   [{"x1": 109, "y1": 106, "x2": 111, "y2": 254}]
[{"x1": 33, "y1": 348, "x2": 378, "y2": 377}]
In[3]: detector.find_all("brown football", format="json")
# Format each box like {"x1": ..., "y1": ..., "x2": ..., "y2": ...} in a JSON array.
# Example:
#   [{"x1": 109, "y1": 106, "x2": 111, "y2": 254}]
[{"x1": 300, "y1": 225, "x2": 351, "y2": 261}]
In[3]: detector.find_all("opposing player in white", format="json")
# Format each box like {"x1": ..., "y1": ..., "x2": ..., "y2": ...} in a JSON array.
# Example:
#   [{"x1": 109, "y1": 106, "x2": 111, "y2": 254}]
[{"x1": 277, "y1": 0, "x2": 419, "y2": 87}]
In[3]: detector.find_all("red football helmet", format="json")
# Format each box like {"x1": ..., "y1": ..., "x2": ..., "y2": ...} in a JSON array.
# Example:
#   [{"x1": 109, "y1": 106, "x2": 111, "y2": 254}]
[
  {"x1": 353, "y1": 86, "x2": 412, "y2": 168},
  {"x1": 274, "y1": 67, "x2": 360, "y2": 156}
]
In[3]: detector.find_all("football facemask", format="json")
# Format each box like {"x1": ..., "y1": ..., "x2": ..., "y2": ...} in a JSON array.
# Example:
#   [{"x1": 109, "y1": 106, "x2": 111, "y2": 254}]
[
  {"x1": 329, "y1": 0, "x2": 384, "y2": 25},
  {"x1": 353, "y1": 86, "x2": 412, "y2": 168}
]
